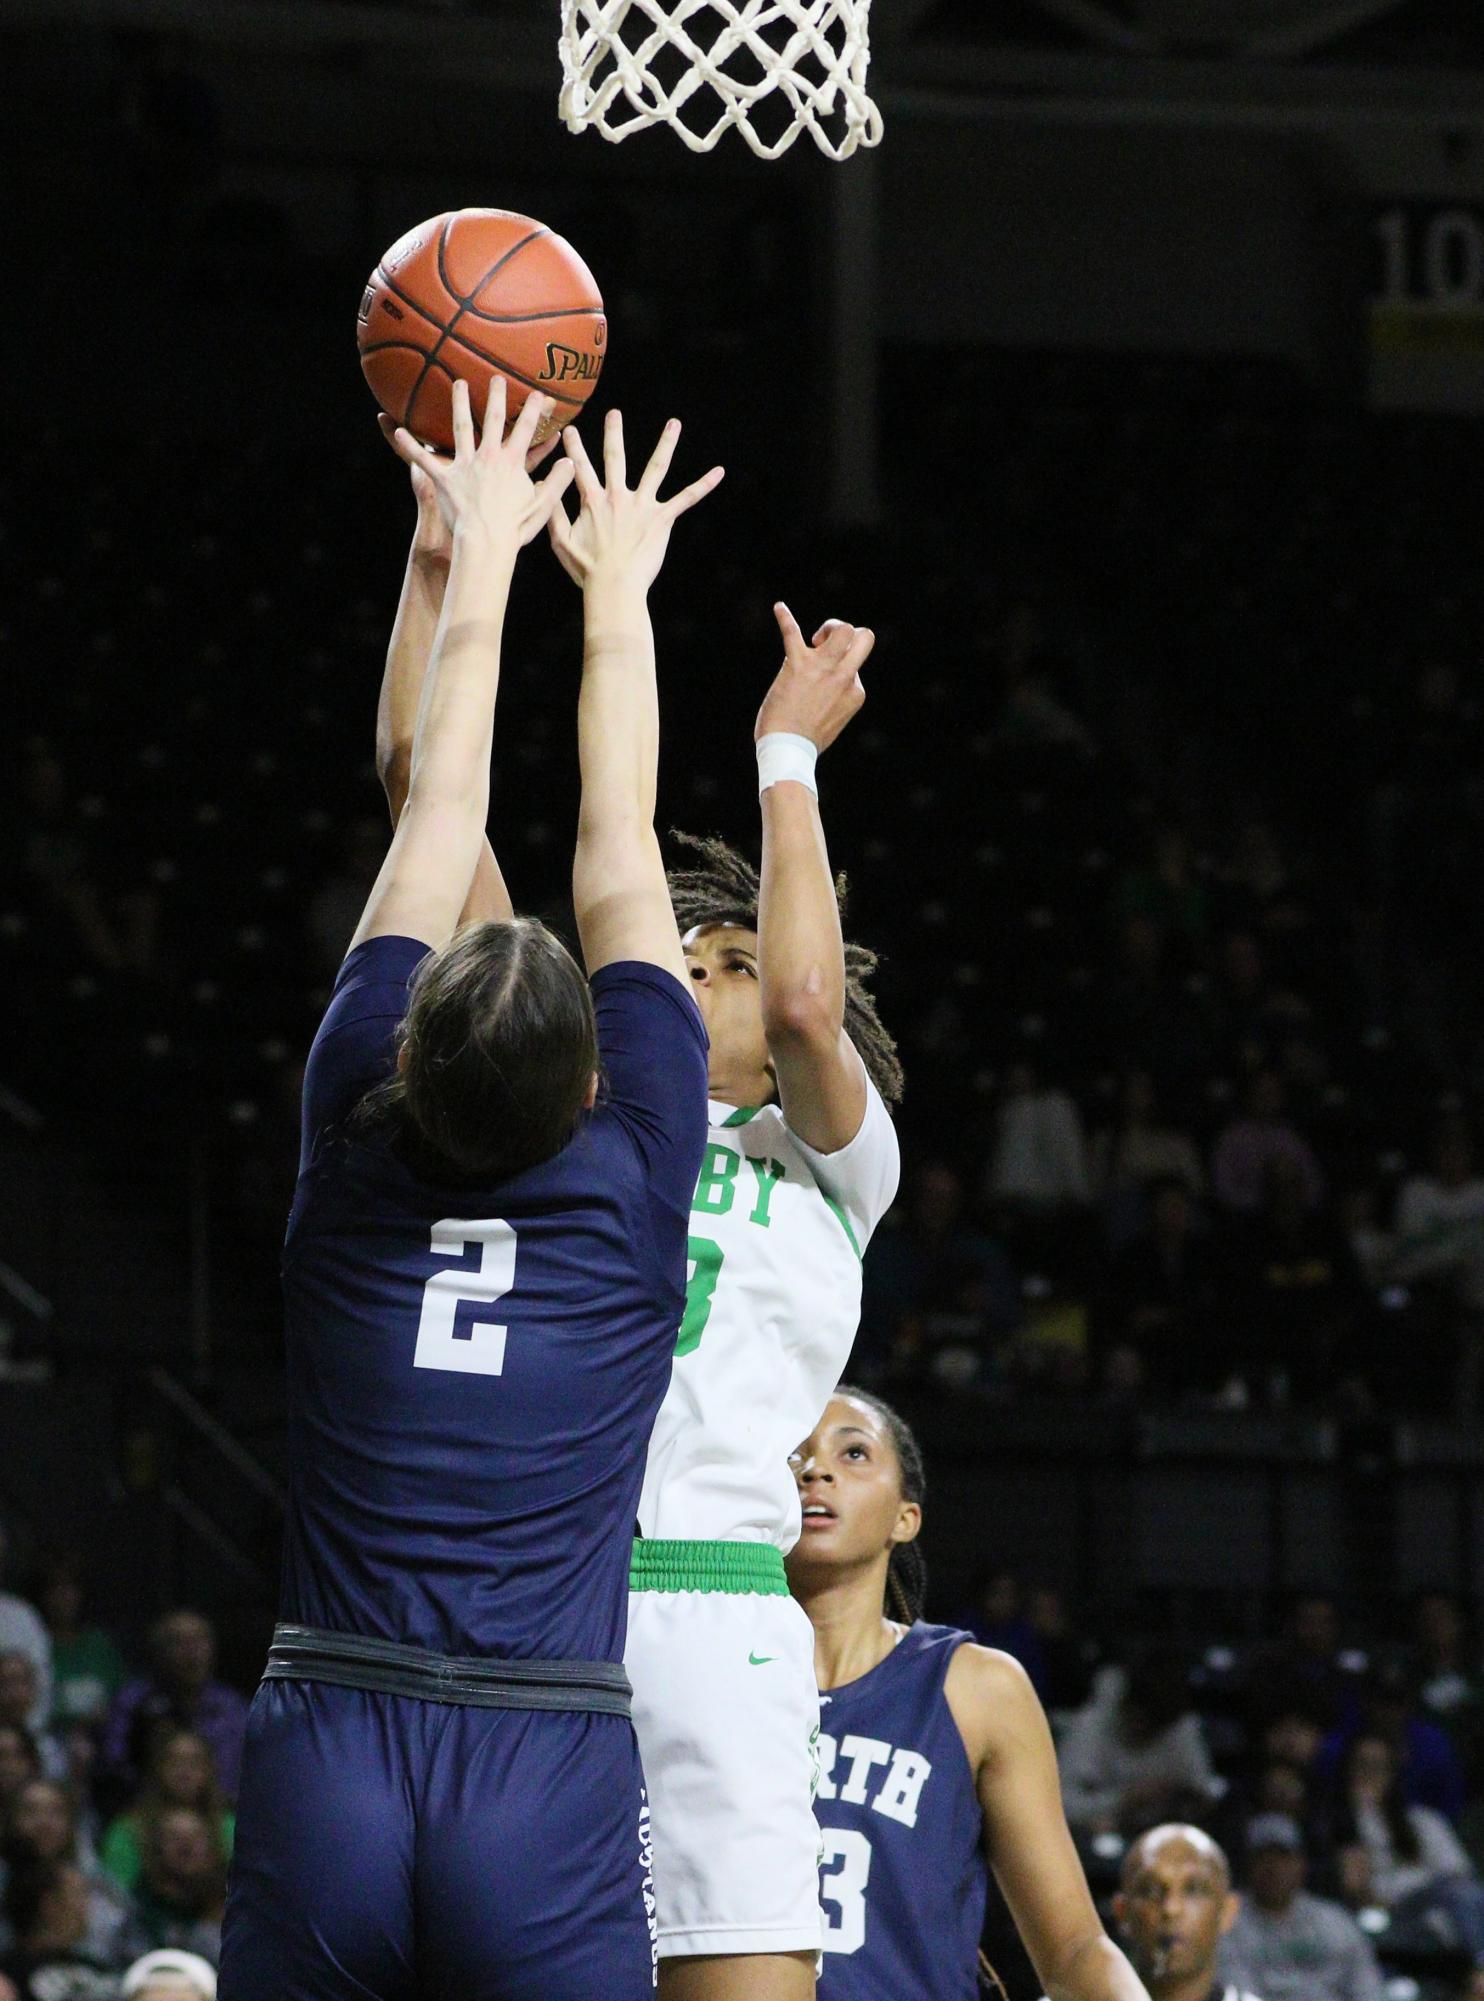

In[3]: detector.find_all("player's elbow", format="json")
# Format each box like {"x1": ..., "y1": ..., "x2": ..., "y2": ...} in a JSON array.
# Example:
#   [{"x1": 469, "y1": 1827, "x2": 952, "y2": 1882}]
[
  {"x1": 377, "y1": 741, "x2": 413, "y2": 818},
  {"x1": 762, "y1": 983, "x2": 841, "y2": 1053}
]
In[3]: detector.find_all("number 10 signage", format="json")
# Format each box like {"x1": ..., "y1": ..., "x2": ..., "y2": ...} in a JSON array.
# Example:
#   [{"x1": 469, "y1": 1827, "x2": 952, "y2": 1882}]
[{"x1": 1369, "y1": 201, "x2": 1484, "y2": 411}]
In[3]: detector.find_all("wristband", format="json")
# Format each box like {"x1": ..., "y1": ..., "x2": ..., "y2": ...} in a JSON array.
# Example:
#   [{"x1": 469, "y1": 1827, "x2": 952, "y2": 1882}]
[{"x1": 756, "y1": 732, "x2": 819, "y2": 799}]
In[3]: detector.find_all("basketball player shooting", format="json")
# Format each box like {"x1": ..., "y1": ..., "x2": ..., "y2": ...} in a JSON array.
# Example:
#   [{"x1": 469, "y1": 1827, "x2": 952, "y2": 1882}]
[
  {"x1": 218, "y1": 378, "x2": 721, "y2": 2001},
  {"x1": 373, "y1": 391, "x2": 901, "y2": 2000}
]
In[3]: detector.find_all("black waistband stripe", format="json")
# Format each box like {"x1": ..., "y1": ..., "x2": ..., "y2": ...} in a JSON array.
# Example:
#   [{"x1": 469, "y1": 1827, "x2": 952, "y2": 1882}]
[{"x1": 262, "y1": 1623, "x2": 632, "y2": 1718}]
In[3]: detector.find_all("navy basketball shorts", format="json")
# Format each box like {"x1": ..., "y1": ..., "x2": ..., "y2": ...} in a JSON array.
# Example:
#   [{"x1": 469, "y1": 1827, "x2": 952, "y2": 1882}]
[{"x1": 218, "y1": 1679, "x2": 658, "y2": 2001}]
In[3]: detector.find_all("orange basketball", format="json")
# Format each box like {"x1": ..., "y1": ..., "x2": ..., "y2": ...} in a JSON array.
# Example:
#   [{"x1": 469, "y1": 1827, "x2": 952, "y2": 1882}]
[{"x1": 357, "y1": 209, "x2": 606, "y2": 452}]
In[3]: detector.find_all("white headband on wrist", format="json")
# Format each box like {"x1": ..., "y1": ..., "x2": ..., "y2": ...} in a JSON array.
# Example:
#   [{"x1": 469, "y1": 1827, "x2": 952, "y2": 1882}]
[{"x1": 756, "y1": 732, "x2": 818, "y2": 799}]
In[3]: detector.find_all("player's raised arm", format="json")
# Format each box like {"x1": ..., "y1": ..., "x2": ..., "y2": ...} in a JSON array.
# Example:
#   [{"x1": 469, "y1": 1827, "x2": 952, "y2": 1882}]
[
  {"x1": 753, "y1": 603, "x2": 877, "y2": 1152},
  {"x1": 349, "y1": 379, "x2": 573, "y2": 954},
  {"x1": 550, "y1": 411, "x2": 723, "y2": 979},
  {"x1": 373, "y1": 416, "x2": 560, "y2": 927}
]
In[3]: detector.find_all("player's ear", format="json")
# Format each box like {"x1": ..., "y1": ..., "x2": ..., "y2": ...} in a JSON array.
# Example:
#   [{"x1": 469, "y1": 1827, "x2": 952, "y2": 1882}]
[
  {"x1": 1220, "y1": 1891, "x2": 1241, "y2": 1937},
  {"x1": 890, "y1": 1499, "x2": 922, "y2": 1548},
  {"x1": 583, "y1": 1070, "x2": 599, "y2": 1111},
  {"x1": 396, "y1": 1043, "x2": 410, "y2": 1076}
]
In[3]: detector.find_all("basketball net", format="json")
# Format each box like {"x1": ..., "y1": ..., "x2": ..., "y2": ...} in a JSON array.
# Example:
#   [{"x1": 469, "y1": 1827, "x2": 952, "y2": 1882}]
[{"x1": 559, "y1": 0, "x2": 883, "y2": 161}]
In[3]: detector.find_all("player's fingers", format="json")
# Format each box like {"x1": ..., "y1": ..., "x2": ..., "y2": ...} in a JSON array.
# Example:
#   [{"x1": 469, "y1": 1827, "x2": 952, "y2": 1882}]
[
  {"x1": 639, "y1": 419, "x2": 681, "y2": 498},
  {"x1": 535, "y1": 457, "x2": 578, "y2": 520},
  {"x1": 664, "y1": 464, "x2": 725, "y2": 520},
  {"x1": 390, "y1": 427, "x2": 445, "y2": 479},
  {"x1": 812, "y1": 618, "x2": 850, "y2": 647},
  {"x1": 509, "y1": 390, "x2": 550, "y2": 459},
  {"x1": 525, "y1": 429, "x2": 561, "y2": 475},
  {"x1": 562, "y1": 425, "x2": 603, "y2": 506},
  {"x1": 603, "y1": 407, "x2": 627, "y2": 492},
  {"x1": 773, "y1": 600, "x2": 807, "y2": 657},
  {"x1": 451, "y1": 378, "x2": 477, "y2": 458},
  {"x1": 820, "y1": 620, "x2": 860, "y2": 666},
  {"x1": 408, "y1": 465, "x2": 436, "y2": 508},
  {"x1": 845, "y1": 627, "x2": 876, "y2": 674}
]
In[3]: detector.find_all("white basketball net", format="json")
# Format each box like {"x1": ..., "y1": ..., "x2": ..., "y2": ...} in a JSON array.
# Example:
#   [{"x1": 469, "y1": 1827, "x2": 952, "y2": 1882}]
[{"x1": 559, "y1": 0, "x2": 883, "y2": 161}]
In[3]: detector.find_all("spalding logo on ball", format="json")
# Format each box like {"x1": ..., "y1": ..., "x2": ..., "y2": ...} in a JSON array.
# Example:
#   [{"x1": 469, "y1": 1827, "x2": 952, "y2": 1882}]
[{"x1": 358, "y1": 208, "x2": 606, "y2": 452}]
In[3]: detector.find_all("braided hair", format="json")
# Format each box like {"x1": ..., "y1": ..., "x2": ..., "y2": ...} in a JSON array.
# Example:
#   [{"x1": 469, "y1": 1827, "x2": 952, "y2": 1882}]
[
  {"x1": 835, "y1": 1386, "x2": 927, "y2": 1624},
  {"x1": 666, "y1": 832, "x2": 904, "y2": 1106}
]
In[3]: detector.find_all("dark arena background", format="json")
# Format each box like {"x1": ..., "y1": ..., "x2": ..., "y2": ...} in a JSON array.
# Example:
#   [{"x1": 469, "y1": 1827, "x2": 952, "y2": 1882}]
[{"x1": 6, "y1": 1, "x2": 1484, "y2": 1996}]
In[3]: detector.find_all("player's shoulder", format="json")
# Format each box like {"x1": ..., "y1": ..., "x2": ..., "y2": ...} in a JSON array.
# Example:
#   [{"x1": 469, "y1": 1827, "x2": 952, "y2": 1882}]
[{"x1": 944, "y1": 1642, "x2": 1047, "y2": 1760}]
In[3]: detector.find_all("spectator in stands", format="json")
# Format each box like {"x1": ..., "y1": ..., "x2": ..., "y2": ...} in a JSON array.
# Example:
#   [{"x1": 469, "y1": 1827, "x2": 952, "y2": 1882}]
[
  {"x1": 1321, "y1": 1659, "x2": 1467, "y2": 1822},
  {"x1": 1111, "y1": 828, "x2": 1210, "y2": 966},
  {"x1": 0, "y1": 1732, "x2": 42, "y2": 1830},
  {"x1": 1240, "y1": 1157, "x2": 1367, "y2": 1406},
  {"x1": 0, "y1": 1858, "x2": 121, "y2": 2000},
  {"x1": 1058, "y1": 1649, "x2": 1219, "y2": 1837},
  {"x1": 1091, "y1": 1071, "x2": 1205, "y2": 1234},
  {"x1": 860, "y1": 1159, "x2": 1022, "y2": 1381},
  {"x1": 0, "y1": 1781, "x2": 132, "y2": 1963},
  {"x1": 1329, "y1": 1731, "x2": 1484, "y2": 1965},
  {"x1": 986, "y1": 1060, "x2": 1091, "y2": 1214},
  {"x1": 119, "y1": 1946, "x2": 216, "y2": 1999},
  {"x1": 1106, "y1": 912, "x2": 1215, "y2": 1101},
  {"x1": 1392, "y1": 1121, "x2": 1484, "y2": 1412},
  {"x1": 1219, "y1": 1815, "x2": 1383, "y2": 2001},
  {"x1": 1103, "y1": 1177, "x2": 1227, "y2": 1398},
  {"x1": 1414, "y1": 1594, "x2": 1484, "y2": 1769},
  {"x1": 33, "y1": 1559, "x2": 125, "y2": 1734},
  {"x1": 1112, "y1": 1823, "x2": 1250, "y2": 2001},
  {"x1": 99, "y1": 1728, "x2": 233, "y2": 1895},
  {"x1": 128, "y1": 1807, "x2": 226, "y2": 1964},
  {"x1": 1212, "y1": 1072, "x2": 1323, "y2": 1218},
  {"x1": 0, "y1": 1667, "x2": 58, "y2": 1786},
  {"x1": 961, "y1": 1568, "x2": 1046, "y2": 1689},
  {"x1": 1025, "y1": 1583, "x2": 1095, "y2": 1712},
  {"x1": 0, "y1": 1530, "x2": 50, "y2": 1739},
  {"x1": 1245, "y1": 1598, "x2": 1351, "y2": 1735},
  {"x1": 995, "y1": 604, "x2": 1097, "y2": 755},
  {"x1": 104, "y1": 1613, "x2": 246, "y2": 1804}
]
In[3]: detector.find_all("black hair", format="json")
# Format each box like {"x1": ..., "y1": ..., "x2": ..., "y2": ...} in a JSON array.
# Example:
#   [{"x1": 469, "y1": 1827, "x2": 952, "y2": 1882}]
[
  {"x1": 666, "y1": 831, "x2": 904, "y2": 1106},
  {"x1": 353, "y1": 917, "x2": 598, "y2": 1184},
  {"x1": 835, "y1": 1385, "x2": 927, "y2": 1624},
  {"x1": 1332, "y1": 1731, "x2": 1420, "y2": 1866}
]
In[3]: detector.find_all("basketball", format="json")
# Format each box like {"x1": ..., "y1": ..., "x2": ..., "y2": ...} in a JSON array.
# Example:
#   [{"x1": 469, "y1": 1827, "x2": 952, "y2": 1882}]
[{"x1": 357, "y1": 208, "x2": 606, "y2": 452}]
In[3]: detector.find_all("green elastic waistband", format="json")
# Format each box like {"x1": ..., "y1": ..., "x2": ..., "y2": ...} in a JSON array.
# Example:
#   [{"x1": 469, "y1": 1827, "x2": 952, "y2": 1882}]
[{"x1": 629, "y1": 1538, "x2": 789, "y2": 1596}]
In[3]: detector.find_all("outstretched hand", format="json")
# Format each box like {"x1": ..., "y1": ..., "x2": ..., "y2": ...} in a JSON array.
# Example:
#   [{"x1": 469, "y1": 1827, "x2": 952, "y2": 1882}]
[
  {"x1": 378, "y1": 407, "x2": 561, "y2": 570},
  {"x1": 548, "y1": 410, "x2": 724, "y2": 593},
  {"x1": 754, "y1": 603, "x2": 875, "y2": 754},
  {"x1": 386, "y1": 378, "x2": 574, "y2": 549}
]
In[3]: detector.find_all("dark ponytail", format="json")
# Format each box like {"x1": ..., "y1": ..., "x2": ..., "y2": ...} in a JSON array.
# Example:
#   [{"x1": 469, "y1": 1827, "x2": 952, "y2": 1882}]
[{"x1": 836, "y1": 1386, "x2": 928, "y2": 1624}]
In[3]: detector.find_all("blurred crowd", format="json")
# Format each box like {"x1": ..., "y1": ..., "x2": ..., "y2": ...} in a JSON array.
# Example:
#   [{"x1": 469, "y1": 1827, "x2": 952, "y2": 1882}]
[
  {"x1": 0, "y1": 1527, "x2": 238, "y2": 2001},
  {"x1": 961, "y1": 1573, "x2": 1484, "y2": 2001},
  {"x1": 16, "y1": 1492, "x2": 1484, "y2": 2001}
]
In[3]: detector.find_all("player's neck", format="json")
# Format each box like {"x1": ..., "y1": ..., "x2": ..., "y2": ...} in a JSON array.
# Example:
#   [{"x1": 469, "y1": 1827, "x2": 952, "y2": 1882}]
[
  {"x1": 803, "y1": 1568, "x2": 902, "y2": 1691},
  {"x1": 1149, "y1": 1968, "x2": 1220, "y2": 2001},
  {"x1": 707, "y1": 1067, "x2": 774, "y2": 1112}
]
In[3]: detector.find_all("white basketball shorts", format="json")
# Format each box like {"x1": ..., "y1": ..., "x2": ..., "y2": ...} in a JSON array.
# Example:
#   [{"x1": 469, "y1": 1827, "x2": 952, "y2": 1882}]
[{"x1": 626, "y1": 1539, "x2": 824, "y2": 1960}]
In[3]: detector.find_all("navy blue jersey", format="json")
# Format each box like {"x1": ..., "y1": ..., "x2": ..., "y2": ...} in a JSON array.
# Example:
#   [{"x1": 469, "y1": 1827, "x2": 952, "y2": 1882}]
[
  {"x1": 816, "y1": 1623, "x2": 986, "y2": 2001},
  {"x1": 278, "y1": 934, "x2": 708, "y2": 1667}
]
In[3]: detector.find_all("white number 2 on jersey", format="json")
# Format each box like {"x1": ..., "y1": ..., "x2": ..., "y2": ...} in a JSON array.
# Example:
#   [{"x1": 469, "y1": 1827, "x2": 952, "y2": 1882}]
[
  {"x1": 819, "y1": 1827, "x2": 872, "y2": 1955},
  {"x1": 413, "y1": 1218, "x2": 517, "y2": 1377}
]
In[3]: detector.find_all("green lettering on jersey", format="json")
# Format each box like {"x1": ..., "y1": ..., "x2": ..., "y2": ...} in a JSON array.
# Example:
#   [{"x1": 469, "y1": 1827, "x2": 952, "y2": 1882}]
[
  {"x1": 692, "y1": 1143, "x2": 740, "y2": 1216},
  {"x1": 746, "y1": 1155, "x2": 785, "y2": 1227}
]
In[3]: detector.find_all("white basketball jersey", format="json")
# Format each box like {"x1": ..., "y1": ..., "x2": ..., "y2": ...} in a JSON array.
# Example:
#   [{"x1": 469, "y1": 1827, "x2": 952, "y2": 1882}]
[{"x1": 638, "y1": 1076, "x2": 900, "y2": 1549}]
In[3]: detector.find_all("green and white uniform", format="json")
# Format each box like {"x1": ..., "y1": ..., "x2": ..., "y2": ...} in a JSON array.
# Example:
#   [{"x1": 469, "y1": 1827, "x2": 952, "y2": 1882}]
[{"x1": 627, "y1": 1078, "x2": 899, "y2": 1958}]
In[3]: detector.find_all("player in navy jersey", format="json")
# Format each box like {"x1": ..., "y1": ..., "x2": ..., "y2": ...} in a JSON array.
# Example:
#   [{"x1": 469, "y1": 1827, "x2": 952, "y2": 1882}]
[
  {"x1": 787, "y1": 1389, "x2": 1150, "y2": 2001},
  {"x1": 218, "y1": 380, "x2": 724, "y2": 2001}
]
